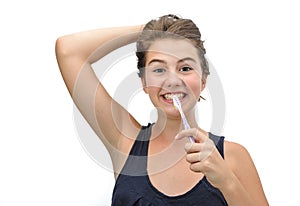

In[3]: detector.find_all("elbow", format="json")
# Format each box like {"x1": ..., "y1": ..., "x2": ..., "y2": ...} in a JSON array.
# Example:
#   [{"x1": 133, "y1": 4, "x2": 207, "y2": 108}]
[
  {"x1": 55, "y1": 34, "x2": 89, "y2": 65},
  {"x1": 55, "y1": 36, "x2": 73, "y2": 60}
]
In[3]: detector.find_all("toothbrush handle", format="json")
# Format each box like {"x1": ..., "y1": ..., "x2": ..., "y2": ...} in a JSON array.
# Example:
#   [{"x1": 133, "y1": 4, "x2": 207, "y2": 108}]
[{"x1": 182, "y1": 118, "x2": 195, "y2": 143}]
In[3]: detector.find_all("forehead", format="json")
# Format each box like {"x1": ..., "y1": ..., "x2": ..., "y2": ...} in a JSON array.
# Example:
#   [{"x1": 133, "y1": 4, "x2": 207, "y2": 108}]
[{"x1": 146, "y1": 39, "x2": 199, "y2": 64}]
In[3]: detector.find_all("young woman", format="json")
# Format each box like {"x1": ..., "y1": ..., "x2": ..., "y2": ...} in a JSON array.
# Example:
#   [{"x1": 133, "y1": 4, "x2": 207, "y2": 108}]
[{"x1": 55, "y1": 14, "x2": 269, "y2": 205}]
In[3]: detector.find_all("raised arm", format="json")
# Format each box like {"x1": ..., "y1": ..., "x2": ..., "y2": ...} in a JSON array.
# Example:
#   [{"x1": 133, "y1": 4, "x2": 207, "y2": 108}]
[{"x1": 55, "y1": 25, "x2": 143, "y2": 154}]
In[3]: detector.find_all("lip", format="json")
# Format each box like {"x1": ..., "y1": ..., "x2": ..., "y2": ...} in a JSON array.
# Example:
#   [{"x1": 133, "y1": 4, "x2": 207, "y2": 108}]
[{"x1": 160, "y1": 92, "x2": 187, "y2": 104}]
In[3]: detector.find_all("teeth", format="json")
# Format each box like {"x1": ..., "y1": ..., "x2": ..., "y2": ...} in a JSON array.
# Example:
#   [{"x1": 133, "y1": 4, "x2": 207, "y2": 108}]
[{"x1": 163, "y1": 93, "x2": 184, "y2": 100}]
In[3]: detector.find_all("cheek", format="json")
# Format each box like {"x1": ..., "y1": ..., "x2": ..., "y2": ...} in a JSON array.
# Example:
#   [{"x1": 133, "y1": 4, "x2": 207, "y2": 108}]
[
  {"x1": 145, "y1": 86, "x2": 162, "y2": 107},
  {"x1": 185, "y1": 77, "x2": 202, "y2": 99},
  {"x1": 143, "y1": 83, "x2": 161, "y2": 99},
  {"x1": 147, "y1": 86, "x2": 160, "y2": 94},
  {"x1": 144, "y1": 73, "x2": 164, "y2": 89}
]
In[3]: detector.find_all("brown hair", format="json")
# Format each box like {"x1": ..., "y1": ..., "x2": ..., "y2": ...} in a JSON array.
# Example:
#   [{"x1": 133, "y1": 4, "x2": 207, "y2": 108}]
[{"x1": 136, "y1": 14, "x2": 210, "y2": 82}]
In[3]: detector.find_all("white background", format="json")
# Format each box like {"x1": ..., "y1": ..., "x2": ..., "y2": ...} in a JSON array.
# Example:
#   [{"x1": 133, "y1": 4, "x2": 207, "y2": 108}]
[{"x1": 1, "y1": 0, "x2": 299, "y2": 205}]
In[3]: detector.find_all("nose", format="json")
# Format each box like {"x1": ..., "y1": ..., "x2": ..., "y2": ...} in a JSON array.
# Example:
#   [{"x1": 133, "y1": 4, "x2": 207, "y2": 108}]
[{"x1": 164, "y1": 71, "x2": 183, "y2": 88}]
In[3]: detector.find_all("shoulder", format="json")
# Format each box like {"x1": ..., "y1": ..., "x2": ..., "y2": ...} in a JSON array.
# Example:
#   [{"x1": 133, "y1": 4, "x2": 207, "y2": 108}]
[
  {"x1": 223, "y1": 140, "x2": 257, "y2": 177},
  {"x1": 223, "y1": 140, "x2": 269, "y2": 204},
  {"x1": 224, "y1": 140, "x2": 249, "y2": 157}
]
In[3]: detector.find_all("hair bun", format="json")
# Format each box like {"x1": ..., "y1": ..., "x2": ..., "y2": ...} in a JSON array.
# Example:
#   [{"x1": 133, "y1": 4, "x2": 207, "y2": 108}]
[{"x1": 166, "y1": 14, "x2": 180, "y2": 20}]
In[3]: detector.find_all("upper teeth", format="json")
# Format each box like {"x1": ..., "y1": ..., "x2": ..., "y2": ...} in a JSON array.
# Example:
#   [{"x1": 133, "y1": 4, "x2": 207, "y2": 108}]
[{"x1": 164, "y1": 93, "x2": 184, "y2": 100}]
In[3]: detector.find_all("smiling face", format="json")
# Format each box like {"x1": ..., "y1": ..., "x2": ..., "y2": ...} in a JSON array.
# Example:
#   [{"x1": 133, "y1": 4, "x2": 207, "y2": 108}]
[{"x1": 142, "y1": 38, "x2": 206, "y2": 117}]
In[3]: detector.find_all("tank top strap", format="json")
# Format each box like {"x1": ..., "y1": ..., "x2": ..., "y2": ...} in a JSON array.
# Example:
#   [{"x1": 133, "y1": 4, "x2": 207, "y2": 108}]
[
  {"x1": 209, "y1": 132, "x2": 225, "y2": 158},
  {"x1": 120, "y1": 123, "x2": 153, "y2": 177},
  {"x1": 129, "y1": 123, "x2": 153, "y2": 156}
]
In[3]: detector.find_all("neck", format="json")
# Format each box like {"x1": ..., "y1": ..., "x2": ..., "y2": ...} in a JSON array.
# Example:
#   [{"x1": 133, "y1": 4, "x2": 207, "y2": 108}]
[{"x1": 152, "y1": 108, "x2": 199, "y2": 142}]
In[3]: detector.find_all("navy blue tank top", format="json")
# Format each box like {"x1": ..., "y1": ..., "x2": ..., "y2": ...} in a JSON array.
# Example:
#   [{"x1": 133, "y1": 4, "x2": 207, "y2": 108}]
[{"x1": 111, "y1": 123, "x2": 228, "y2": 206}]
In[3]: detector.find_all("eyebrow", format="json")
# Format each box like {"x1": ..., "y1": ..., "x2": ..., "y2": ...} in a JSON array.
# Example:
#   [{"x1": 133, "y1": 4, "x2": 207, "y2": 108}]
[
  {"x1": 148, "y1": 57, "x2": 196, "y2": 65},
  {"x1": 148, "y1": 59, "x2": 166, "y2": 65},
  {"x1": 178, "y1": 57, "x2": 197, "y2": 64}
]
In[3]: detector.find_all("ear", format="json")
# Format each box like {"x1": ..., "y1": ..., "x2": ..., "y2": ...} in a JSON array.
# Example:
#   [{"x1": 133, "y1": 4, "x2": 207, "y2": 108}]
[
  {"x1": 143, "y1": 86, "x2": 149, "y2": 94},
  {"x1": 141, "y1": 78, "x2": 149, "y2": 94},
  {"x1": 201, "y1": 79, "x2": 206, "y2": 92}
]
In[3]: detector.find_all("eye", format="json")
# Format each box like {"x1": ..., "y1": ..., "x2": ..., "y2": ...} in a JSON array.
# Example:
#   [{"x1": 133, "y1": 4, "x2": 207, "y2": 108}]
[
  {"x1": 179, "y1": 66, "x2": 193, "y2": 72},
  {"x1": 153, "y1": 68, "x2": 166, "y2": 73}
]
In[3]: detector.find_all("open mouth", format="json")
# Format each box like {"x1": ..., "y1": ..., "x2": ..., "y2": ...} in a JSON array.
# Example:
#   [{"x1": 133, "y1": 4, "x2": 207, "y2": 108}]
[{"x1": 162, "y1": 92, "x2": 186, "y2": 101}]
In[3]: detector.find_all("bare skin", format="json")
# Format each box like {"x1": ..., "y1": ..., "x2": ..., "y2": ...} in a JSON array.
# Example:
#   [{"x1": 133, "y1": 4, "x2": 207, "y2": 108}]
[{"x1": 55, "y1": 25, "x2": 269, "y2": 205}]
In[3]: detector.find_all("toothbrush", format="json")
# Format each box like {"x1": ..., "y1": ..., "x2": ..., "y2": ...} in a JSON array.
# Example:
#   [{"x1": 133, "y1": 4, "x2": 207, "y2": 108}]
[{"x1": 172, "y1": 95, "x2": 195, "y2": 143}]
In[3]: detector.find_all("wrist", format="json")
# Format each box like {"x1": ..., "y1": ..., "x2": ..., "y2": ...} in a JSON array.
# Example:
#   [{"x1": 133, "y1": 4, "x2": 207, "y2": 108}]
[
  {"x1": 219, "y1": 173, "x2": 254, "y2": 206},
  {"x1": 219, "y1": 172, "x2": 238, "y2": 194}
]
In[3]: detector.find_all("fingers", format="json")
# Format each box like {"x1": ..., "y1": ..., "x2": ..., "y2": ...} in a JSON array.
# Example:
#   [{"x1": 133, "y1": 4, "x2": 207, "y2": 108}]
[
  {"x1": 186, "y1": 149, "x2": 207, "y2": 173},
  {"x1": 175, "y1": 128, "x2": 208, "y2": 143},
  {"x1": 175, "y1": 128, "x2": 217, "y2": 174},
  {"x1": 184, "y1": 142, "x2": 201, "y2": 153},
  {"x1": 185, "y1": 142, "x2": 215, "y2": 163},
  {"x1": 189, "y1": 162, "x2": 203, "y2": 173},
  {"x1": 186, "y1": 150, "x2": 203, "y2": 163}
]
